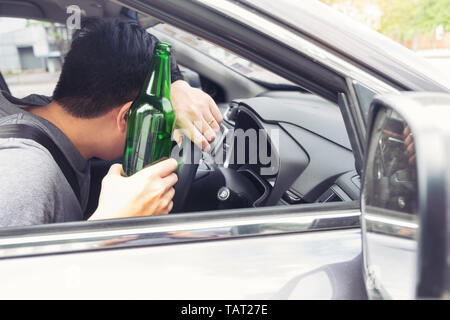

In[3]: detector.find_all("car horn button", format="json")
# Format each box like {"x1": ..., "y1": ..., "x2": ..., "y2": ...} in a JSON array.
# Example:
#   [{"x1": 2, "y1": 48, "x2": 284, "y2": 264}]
[{"x1": 217, "y1": 186, "x2": 231, "y2": 201}]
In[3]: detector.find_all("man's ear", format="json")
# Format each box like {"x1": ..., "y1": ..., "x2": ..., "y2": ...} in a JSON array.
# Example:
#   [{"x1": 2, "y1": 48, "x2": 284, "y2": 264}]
[{"x1": 116, "y1": 101, "x2": 133, "y2": 133}]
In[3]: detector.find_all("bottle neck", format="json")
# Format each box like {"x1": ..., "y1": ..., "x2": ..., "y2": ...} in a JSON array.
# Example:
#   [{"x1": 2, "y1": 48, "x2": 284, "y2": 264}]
[{"x1": 142, "y1": 51, "x2": 171, "y2": 99}]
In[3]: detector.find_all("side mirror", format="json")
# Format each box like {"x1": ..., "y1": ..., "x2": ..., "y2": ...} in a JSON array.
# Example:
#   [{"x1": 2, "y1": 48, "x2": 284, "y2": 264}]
[{"x1": 361, "y1": 92, "x2": 450, "y2": 299}]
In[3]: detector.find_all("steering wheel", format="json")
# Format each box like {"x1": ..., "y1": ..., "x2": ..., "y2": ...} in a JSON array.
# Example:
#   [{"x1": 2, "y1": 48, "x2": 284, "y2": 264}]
[{"x1": 171, "y1": 135, "x2": 202, "y2": 213}]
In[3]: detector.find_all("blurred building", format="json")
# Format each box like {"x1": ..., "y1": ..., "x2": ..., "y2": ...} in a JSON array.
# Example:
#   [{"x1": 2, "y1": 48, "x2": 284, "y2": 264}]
[
  {"x1": 401, "y1": 33, "x2": 450, "y2": 51},
  {"x1": 0, "y1": 23, "x2": 67, "y2": 73}
]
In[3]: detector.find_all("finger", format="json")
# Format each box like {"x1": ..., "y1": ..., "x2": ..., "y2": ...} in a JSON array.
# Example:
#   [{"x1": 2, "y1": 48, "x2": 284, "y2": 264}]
[
  {"x1": 204, "y1": 109, "x2": 221, "y2": 133},
  {"x1": 172, "y1": 128, "x2": 183, "y2": 146},
  {"x1": 209, "y1": 98, "x2": 223, "y2": 126},
  {"x1": 159, "y1": 188, "x2": 175, "y2": 213},
  {"x1": 408, "y1": 154, "x2": 416, "y2": 165},
  {"x1": 382, "y1": 129, "x2": 402, "y2": 140},
  {"x1": 139, "y1": 158, "x2": 178, "y2": 178},
  {"x1": 161, "y1": 173, "x2": 178, "y2": 189},
  {"x1": 406, "y1": 142, "x2": 414, "y2": 155},
  {"x1": 403, "y1": 126, "x2": 411, "y2": 139},
  {"x1": 166, "y1": 201, "x2": 174, "y2": 213},
  {"x1": 174, "y1": 117, "x2": 210, "y2": 151},
  {"x1": 108, "y1": 163, "x2": 124, "y2": 176},
  {"x1": 160, "y1": 201, "x2": 174, "y2": 215},
  {"x1": 163, "y1": 187, "x2": 176, "y2": 201},
  {"x1": 404, "y1": 133, "x2": 413, "y2": 146},
  {"x1": 184, "y1": 121, "x2": 211, "y2": 152},
  {"x1": 204, "y1": 115, "x2": 220, "y2": 133},
  {"x1": 196, "y1": 117, "x2": 216, "y2": 142}
]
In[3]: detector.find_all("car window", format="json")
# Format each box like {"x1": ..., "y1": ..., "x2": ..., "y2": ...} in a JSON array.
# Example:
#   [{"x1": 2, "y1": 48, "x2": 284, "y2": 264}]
[
  {"x1": 0, "y1": 18, "x2": 70, "y2": 98},
  {"x1": 0, "y1": 13, "x2": 355, "y2": 235},
  {"x1": 151, "y1": 23, "x2": 294, "y2": 86}
]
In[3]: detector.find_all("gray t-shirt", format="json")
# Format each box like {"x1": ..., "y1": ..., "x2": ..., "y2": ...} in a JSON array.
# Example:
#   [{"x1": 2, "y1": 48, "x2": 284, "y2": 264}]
[{"x1": 0, "y1": 92, "x2": 90, "y2": 227}]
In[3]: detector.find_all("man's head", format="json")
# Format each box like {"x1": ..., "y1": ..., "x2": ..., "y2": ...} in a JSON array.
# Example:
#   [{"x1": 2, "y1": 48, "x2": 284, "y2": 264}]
[{"x1": 52, "y1": 18, "x2": 155, "y2": 159}]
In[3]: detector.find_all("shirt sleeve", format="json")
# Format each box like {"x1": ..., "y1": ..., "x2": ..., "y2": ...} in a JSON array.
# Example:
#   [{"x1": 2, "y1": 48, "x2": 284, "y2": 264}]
[{"x1": 170, "y1": 54, "x2": 185, "y2": 83}]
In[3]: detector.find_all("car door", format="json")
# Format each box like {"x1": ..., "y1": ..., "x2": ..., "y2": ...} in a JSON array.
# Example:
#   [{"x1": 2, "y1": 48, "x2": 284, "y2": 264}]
[
  {"x1": 0, "y1": 0, "x2": 446, "y2": 300},
  {"x1": 0, "y1": 1, "x2": 365, "y2": 300}
]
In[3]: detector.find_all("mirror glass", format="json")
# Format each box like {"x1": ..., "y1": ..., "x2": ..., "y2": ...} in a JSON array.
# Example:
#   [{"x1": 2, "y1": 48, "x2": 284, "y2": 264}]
[{"x1": 362, "y1": 106, "x2": 419, "y2": 299}]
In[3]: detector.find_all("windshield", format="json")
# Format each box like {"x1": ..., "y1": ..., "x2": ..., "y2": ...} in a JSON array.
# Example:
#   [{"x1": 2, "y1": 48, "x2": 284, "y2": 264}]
[{"x1": 151, "y1": 23, "x2": 294, "y2": 86}]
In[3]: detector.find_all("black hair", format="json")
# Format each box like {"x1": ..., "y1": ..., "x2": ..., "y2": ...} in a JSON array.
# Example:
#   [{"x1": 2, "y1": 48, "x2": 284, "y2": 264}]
[{"x1": 52, "y1": 17, "x2": 156, "y2": 118}]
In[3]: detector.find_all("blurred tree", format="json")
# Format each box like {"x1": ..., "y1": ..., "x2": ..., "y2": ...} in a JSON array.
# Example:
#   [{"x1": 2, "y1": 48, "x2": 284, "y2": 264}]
[
  {"x1": 377, "y1": 0, "x2": 418, "y2": 40},
  {"x1": 414, "y1": 0, "x2": 450, "y2": 34},
  {"x1": 322, "y1": 0, "x2": 450, "y2": 40}
]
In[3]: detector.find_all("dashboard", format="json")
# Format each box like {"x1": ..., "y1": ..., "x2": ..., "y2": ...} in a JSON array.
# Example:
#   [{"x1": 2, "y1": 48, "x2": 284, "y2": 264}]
[{"x1": 184, "y1": 91, "x2": 360, "y2": 212}]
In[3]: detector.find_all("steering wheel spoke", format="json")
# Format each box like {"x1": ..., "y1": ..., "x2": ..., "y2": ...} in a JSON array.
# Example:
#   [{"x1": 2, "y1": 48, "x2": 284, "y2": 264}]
[{"x1": 171, "y1": 135, "x2": 202, "y2": 213}]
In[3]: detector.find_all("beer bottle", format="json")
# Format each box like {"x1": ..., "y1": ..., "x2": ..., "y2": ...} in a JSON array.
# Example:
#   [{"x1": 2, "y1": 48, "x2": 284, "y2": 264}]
[{"x1": 122, "y1": 42, "x2": 176, "y2": 176}]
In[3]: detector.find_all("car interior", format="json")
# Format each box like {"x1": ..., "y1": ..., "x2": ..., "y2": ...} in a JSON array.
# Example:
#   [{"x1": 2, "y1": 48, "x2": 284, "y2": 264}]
[{"x1": 0, "y1": 0, "x2": 361, "y2": 224}]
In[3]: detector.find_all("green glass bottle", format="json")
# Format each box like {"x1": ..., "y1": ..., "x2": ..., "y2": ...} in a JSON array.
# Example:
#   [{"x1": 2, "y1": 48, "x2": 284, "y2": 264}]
[{"x1": 122, "y1": 42, "x2": 175, "y2": 176}]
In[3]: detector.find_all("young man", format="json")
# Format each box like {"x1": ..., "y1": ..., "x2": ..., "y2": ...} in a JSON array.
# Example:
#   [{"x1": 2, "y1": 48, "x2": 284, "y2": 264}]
[{"x1": 0, "y1": 18, "x2": 222, "y2": 227}]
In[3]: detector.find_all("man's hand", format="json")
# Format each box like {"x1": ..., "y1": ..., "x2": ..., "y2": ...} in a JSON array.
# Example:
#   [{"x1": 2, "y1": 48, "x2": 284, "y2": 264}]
[
  {"x1": 170, "y1": 80, "x2": 223, "y2": 152},
  {"x1": 89, "y1": 158, "x2": 178, "y2": 221}
]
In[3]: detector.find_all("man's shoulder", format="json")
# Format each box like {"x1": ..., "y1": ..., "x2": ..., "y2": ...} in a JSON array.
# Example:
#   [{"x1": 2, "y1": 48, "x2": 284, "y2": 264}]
[
  {"x1": 0, "y1": 138, "x2": 69, "y2": 226},
  {"x1": 0, "y1": 136, "x2": 84, "y2": 227},
  {"x1": 0, "y1": 137, "x2": 62, "y2": 181}
]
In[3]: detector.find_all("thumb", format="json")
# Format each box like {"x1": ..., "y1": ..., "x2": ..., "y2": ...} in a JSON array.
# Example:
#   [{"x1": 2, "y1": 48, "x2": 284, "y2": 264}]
[{"x1": 108, "y1": 163, "x2": 125, "y2": 176}]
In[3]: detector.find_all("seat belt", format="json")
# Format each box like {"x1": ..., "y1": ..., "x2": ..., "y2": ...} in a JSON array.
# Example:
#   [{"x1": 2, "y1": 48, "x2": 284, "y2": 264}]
[{"x1": 0, "y1": 123, "x2": 81, "y2": 203}]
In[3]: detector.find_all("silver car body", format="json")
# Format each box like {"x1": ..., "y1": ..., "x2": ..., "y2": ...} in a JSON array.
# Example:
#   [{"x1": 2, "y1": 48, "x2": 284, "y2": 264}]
[{"x1": 0, "y1": 0, "x2": 448, "y2": 299}]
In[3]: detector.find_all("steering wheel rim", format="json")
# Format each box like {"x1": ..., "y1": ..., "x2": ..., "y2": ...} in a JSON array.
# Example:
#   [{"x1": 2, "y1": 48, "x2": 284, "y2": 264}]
[{"x1": 171, "y1": 135, "x2": 202, "y2": 213}]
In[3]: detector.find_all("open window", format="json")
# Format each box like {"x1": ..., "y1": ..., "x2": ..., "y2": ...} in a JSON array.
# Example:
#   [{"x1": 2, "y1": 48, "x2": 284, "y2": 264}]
[
  {"x1": 0, "y1": 1, "x2": 365, "y2": 256},
  {"x1": 82, "y1": 18, "x2": 358, "y2": 219}
]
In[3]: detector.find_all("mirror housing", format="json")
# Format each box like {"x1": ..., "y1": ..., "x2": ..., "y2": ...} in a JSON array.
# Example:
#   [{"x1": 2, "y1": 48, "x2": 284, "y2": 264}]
[{"x1": 361, "y1": 92, "x2": 450, "y2": 299}]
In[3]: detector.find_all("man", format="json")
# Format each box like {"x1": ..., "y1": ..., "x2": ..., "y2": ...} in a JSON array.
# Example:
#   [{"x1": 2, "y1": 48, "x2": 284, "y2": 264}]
[{"x1": 0, "y1": 18, "x2": 222, "y2": 227}]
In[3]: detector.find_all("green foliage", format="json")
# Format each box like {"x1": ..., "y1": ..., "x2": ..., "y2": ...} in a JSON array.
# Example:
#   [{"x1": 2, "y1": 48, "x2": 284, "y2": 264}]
[
  {"x1": 377, "y1": 0, "x2": 419, "y2": 40},
  {"x1": 321, "y1": 0, "x2": 450, "y2": 40},
  {"x1": 414, "y1": 0, "x2": 450, "y2": 34}
]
